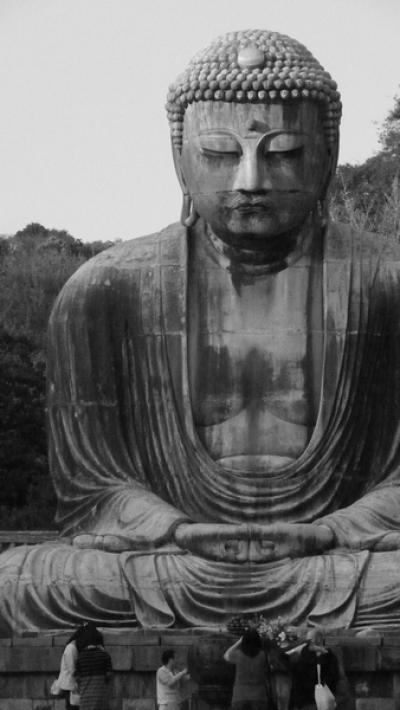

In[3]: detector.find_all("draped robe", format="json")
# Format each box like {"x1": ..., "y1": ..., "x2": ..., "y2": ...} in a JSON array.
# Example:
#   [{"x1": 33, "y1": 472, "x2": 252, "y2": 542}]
[{"x1": 2, "y1": 219, "x2": 400, "y2": 632}]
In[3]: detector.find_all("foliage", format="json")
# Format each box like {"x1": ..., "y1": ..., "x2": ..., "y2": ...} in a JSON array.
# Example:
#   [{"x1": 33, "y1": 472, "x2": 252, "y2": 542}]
[
  {"x1": 0, "y1": 223, "x2": 116, "y2": 352},
  {"x1": 0, "y1": 329, "x2": 55, "y2": 528},
  {"x1": 0, "y1": 224, "x2": 115, "y2": 529},
  {"x1": 332, "y1": 92, "x2": 400, "y2": 230},
  {"x1": 226, "y1": 614, "x2": 299, "y2": 649}
]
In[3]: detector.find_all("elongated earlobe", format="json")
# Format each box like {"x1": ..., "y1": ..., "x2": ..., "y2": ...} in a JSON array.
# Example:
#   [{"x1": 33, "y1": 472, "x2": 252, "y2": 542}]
[
  {"x1": 172, "y1": 142, "x2": 199, "y2": 228},
  {"x1": 181, "y1": 194, "x2": 199, "y2": 227}
]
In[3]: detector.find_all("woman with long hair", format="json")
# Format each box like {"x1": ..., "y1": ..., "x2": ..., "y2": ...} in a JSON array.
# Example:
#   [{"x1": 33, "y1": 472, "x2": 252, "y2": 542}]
[
  {"x1": 52, "y1": 623, "x2": 88, "y2": 710},
  {"x1": 224, "y1": 629, "x2": 269, "y2": 710},
  {"x1": 75, "y1": 623, "x2": 113, "y2": 710}
]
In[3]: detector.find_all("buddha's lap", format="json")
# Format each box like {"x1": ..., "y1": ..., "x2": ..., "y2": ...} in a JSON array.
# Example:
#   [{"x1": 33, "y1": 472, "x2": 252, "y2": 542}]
[
  {"x1": 0, "y1": 542, "x2": 397, "y2": 594},
  {"x1": 1, "y1": 543, "x2": 400, "y2": 629}
]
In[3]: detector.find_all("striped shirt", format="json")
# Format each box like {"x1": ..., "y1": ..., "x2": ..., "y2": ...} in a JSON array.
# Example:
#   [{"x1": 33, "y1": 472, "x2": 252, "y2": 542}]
[{"x1": 76, "y1": 646, "x2": 112, "y2": 678}]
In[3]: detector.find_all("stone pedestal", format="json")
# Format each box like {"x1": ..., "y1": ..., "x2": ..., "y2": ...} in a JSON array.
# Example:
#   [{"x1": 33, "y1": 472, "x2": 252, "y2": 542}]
[{"x1": 0, "y1": 629, "x2": 399, "y2": 710}]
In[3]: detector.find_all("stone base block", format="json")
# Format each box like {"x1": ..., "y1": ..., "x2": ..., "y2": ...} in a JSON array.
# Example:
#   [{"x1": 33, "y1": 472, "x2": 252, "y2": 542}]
[
  {"x1": 0, "y1": 628, "x2": 400, "y2": 709},
  {"x1": 122, "y1": 701, "x2": 155, "y2": 710},
  {"x1": 356, "y1": 700, "x2": 397, "y2": 710}
]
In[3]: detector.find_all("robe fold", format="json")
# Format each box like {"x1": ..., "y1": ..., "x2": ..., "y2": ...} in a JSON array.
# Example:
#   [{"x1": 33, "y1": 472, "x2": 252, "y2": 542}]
[{"x1": 2, "y1": 220, "x2": 400, "y2": 632}]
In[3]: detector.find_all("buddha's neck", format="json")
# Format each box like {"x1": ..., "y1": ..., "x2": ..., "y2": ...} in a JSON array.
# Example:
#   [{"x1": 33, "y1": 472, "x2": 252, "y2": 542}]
[{"x1": 204, "y1": 214, "x2": 319, "y2": 276}]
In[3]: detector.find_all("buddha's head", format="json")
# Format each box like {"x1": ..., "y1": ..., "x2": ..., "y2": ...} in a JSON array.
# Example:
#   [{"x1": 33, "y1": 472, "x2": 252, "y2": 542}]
[{"x1": 166, "y1": 30, "x2": 341, "y2": 250}]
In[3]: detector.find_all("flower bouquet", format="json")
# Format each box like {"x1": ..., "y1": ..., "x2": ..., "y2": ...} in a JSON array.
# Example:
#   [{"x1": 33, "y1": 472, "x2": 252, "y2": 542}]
[{"x1": 226, "y1": 613, "x2": 300, "y2": 651}]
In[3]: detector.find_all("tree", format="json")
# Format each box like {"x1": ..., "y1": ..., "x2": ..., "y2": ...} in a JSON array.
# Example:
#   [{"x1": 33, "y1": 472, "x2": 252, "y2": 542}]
[
  {"x1": 0, "y1": 329, "x2": 55, "y2": 528},
  {"x1": 0, "y1": 226, "x2": 115, "y2": 528},
  {"x1": 379, "y1": 94, "x2": 400, "y2": 157},
  {"x1": 332, "y1": 92, "x2": 400, "y2": 230}
]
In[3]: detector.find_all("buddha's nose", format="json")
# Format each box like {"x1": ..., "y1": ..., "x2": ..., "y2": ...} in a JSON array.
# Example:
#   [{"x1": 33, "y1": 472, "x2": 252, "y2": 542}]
[{"x1": 233, "y1": 151, "x2": 271, "y2": 193}]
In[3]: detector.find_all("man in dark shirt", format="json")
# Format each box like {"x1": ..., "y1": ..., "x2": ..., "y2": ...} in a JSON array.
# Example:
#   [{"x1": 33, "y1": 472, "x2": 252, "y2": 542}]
[{"x1": 290, "y1": 629, "x2": 339, "y2": 710}]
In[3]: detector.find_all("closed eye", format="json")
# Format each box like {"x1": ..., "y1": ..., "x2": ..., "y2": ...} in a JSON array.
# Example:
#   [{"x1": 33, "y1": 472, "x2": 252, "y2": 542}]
[
  {"x1": 267, "y1": 147, "x2": 304, "y2": 159},
  {"x1": 198, "y1": 133, "x2": 242, "y2": 157},
  {"x1": 266, "y1": 133, "x2": 305, "y2": 153}
]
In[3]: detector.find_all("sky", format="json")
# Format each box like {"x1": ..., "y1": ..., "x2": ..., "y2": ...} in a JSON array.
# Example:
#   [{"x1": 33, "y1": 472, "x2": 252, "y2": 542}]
[{"x1": 1, "y1": 0, "x2": 399, "y2": 242}]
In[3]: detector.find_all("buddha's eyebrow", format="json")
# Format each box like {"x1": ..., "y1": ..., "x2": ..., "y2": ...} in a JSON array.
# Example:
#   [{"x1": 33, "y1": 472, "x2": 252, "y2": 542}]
[{"x1": 246, "y1": 120, "x2": 303, "y2": 136}]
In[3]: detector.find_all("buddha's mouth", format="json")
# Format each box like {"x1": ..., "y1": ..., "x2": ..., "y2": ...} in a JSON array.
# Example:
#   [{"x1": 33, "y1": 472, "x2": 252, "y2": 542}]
[
  {"x1": 229, "y1": 190, "x2": 305, "y2": 214},
  {"x1": 235, "y1": 202, "x2": 273, "y2": 215}
]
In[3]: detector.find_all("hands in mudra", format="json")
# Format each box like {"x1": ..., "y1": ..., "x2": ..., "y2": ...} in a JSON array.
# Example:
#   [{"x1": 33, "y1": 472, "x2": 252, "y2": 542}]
[
  {"x1": 71, "y1": 525, "x2": 400, "y2": 560},
  {"x1": 72, "y1": 522, "x2": 333, "y2": 561},
  {"x1": 173, "y1": 522, "x2": 334, "y2": 563}
]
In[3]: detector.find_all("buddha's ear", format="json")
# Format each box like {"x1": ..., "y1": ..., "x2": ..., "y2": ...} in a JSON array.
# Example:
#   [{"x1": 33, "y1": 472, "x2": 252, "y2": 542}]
[
  {"x1": 171, "y1": 142, "x2": 188, "y2": 196},
  {"x1": 171, "y1": 141, "x2": 198, "y2": 228}
]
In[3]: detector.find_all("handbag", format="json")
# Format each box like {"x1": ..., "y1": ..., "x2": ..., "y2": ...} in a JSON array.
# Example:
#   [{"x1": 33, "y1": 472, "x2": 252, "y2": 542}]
[
  {"x1": 70, "y1": 690, "x2": 81, "y2": 706},
  {"x1": 314, "y1": 663, "x2": 336, "y2": 710},
  {"x1": 50, "y1": 679, "x2": 63, "y2": 697}
]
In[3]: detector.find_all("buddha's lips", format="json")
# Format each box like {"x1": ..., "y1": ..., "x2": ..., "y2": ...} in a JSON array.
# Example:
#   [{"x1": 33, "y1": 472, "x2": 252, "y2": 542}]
[
  {"x1": 227, "y1": 191, "x2": 304, "y2": 214},
  {"x1": 234, "y1": 202, "x2": 273, "y2": 215}
]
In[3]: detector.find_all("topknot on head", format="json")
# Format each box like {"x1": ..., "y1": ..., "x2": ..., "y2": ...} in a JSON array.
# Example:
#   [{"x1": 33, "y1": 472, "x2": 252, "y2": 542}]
[{"x1": 166, "y1": 29, "x2": 341, "y2": 150}]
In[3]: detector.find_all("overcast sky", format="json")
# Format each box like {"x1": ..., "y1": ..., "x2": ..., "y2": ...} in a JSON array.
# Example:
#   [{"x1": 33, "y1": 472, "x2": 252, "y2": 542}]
[{"x1": 1, "y1": 0, "x2": 399, "y2": 242}]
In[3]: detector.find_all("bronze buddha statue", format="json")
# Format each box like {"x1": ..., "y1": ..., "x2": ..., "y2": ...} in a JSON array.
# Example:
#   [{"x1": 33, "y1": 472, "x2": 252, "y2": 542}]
[{"x1": 1, "y1": 29, "x2": 400, "y2": 631}]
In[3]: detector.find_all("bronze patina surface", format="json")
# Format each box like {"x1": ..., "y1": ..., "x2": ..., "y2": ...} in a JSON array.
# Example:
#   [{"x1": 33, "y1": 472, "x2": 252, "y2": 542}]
[{"x1": 1, "y1": 30, "x2": 400, "y2": 632}]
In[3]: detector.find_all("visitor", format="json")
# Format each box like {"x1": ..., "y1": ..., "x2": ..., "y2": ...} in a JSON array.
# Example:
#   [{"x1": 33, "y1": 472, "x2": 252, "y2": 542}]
[
  {"x1": 223, "y1": 629, "x2": 270, "y2": 710},
  {"x1": 156, "y1": 649, "x2": 190, "y2": 710},
  {"x1": 289, "y1": 628, "x2": 339, "y2": 710},
  {"x1": 52, "y1": 623, "x2": 88, "y2": 710},
  {"x1": 75, "y1": 624, "x2": 112, "y2": 710}
]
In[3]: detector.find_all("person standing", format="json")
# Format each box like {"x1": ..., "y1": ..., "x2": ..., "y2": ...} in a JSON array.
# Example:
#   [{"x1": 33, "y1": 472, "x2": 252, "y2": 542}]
[
  {"x1": 290, "y1": 629, "x2": 339, "y2": 710},
  {"x1": 75, "y1": 624, "x2": 112, "y2": 710},
  {"x1": 156, "y1": 649, "x2": 189, "y2": 710},
  {"x1": 53, "y1": 624, "x2": 88, "y2": 710},
  {"x1": 224, "y1": 630, "x2": 269, "y2": 710}
]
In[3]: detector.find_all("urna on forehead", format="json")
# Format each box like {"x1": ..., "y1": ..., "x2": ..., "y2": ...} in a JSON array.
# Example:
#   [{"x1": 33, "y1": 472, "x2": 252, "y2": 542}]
[{"x1": 166, "y1": 29, "x2": 341, "y2": 150}]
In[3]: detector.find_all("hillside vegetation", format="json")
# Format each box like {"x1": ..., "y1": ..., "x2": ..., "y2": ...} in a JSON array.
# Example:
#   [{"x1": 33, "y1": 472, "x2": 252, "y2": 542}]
[{"x1": 0, "y1": 224, "x2": 115, "y2": 528}]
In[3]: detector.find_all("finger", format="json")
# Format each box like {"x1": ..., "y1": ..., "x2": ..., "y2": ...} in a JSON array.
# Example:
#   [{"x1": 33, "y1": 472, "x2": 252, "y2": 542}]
[
  {"x1": 102, "y1": 535, "x2": 133, "y2": 552},
  {"x1": 253, "y1": 546, "x2": 277, "y2": 562},
  {"x1": 224, "y1": 540, "x2": 240, "y2": 553},
  {"x1": 248, "y1": 539, "x2": 275, "y2": 562},
  {"x1": 234, "y1": 540, "x2": 249, "y2": 562},
  {"x1": 72, "y1": 534, "x2": 132, "y2": 552},
  {"x1": 182, "y1": 524, "x2": 252, "y2": 542},
  {"x1": 73, "y1": 534, "x2": 97, "y2": 549}
]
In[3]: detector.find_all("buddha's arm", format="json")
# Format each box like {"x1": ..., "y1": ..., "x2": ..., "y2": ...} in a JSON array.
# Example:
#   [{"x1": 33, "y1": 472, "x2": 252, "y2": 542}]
[
  {"x1": 316, "y1": 486, "x2": 400, "y2": 551},
  {"x1": 47, "y1": 255, "x2": 190, "y2": 549}
]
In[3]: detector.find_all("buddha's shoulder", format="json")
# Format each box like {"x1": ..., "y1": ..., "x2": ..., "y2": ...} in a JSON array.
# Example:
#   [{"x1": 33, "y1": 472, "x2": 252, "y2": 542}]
[
  {"x1": 84, "y1": 223, "x2": 185, "y2": 272},
  {"x1": 63, "y1": 223, "x2": 185, "y2": 288},
  {"x1": 327, "y1": 220, "x2": 400, "y2": 262},
  {"x1": 51, "y1": 224, "x2": 185, "y2": 317}
]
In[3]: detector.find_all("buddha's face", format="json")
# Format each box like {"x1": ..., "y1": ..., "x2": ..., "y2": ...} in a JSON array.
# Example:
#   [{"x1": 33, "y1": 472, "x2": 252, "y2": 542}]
[{"x1": 179, "y1": 101, "x2": 330, "y2": 247}]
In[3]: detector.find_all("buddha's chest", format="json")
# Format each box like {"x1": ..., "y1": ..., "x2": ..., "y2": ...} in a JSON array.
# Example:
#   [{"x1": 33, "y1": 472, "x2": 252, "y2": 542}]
[
  {"x1": 189, "y1": 263, "x2": 322, "y2": 423},
  {"x1": 187, "y1": 254, "x2": 323, "y2": 463}
]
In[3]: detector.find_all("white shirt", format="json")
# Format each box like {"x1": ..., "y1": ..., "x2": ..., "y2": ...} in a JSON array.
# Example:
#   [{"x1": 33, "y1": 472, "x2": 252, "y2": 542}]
[
  {"x1": 156, "y1": 665, "x2": 183, "y2": 705},
  {"x1": 58, "y1": 641, "x2": 78, "y2": 691}
]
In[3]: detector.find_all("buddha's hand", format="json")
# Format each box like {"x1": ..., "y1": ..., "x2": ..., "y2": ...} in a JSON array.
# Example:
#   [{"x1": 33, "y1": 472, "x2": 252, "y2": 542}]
[
  {"x1": 174, "y1": 522, "x2": 334, "y2": 563},
  {"x1": 72, "y1": 534, "x2": 139, "y2": 552},
  {"x1": 371, "y1": 532, "x2": 400, "y2": 551}
]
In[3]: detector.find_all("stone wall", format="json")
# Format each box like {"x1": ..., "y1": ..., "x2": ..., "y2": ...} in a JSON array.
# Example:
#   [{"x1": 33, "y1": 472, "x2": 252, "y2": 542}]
[
  {"x1": 0, "y1": 629, "x2": 204, "y2": 710},
  {"x1": 326, "y1": 630, "x2": 400, "y2": 710},
  {"x1": 1, "y1": 629, "x2": 400, "y2": 710}
]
